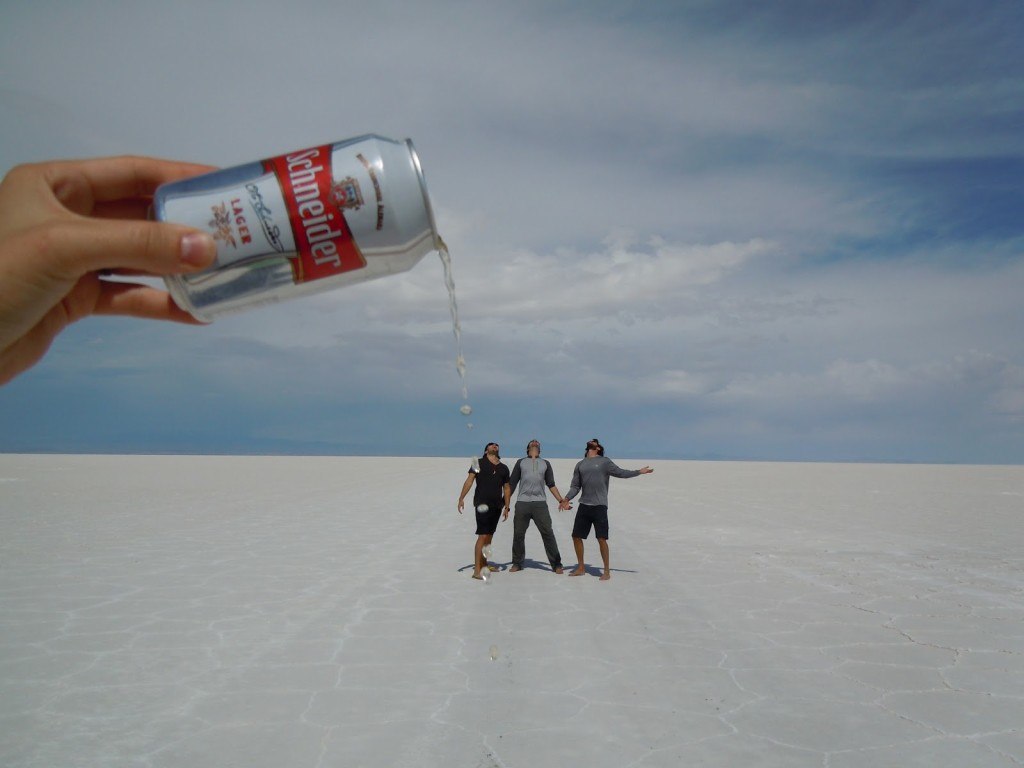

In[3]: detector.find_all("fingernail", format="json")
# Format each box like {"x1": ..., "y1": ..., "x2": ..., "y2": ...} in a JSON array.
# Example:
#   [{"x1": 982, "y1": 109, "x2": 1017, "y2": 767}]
[{"x1": 180, "y1": 232, "x2": 216, "y2": 267}]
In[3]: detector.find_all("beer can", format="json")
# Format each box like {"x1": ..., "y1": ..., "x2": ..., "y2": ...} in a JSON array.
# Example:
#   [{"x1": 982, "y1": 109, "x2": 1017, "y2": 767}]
[{"x1": 154, "y1": 134, "x2": 440, "y2": 321}]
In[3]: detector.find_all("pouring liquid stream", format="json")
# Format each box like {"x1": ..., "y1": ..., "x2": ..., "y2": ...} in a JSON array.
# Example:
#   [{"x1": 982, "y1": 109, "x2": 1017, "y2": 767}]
[{"x1": 437, "y1": 238, "x2": 473, "y2": 429}]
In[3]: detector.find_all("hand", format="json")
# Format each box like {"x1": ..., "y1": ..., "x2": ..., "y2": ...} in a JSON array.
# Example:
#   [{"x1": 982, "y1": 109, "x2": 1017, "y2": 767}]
[
  {"x1": 639, "y1": 466, "x2": 654, "y2": 474},
  {"x1": 559, "y1": 499, "x2": 572, "y2": 511},
  {"x1": 502, "y1": 506, "x2": 509, "y2": 521},
  {"x1": 0, "y1": 156, "x2": 218, "y2": 385},
  {"x1": 458, "y1": 498, "x2": 465, "y2": 514}
]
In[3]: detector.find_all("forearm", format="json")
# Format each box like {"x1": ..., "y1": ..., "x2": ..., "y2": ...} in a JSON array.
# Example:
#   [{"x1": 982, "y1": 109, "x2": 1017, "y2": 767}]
[
  {"x1": 458, "y1": 477, "x2": 474, "y2": 501},
  {"x1": 608, "y1": 462, "x2": 641, "y2": 479},
  {"x1": 548, "y1": 485, "x2": 566, "y2": 503},
  {"x1": 567, "y1": 466, "x2": 581, "y2": 500},
  {"x1": 508, "y1": 462, "x2": 521, "y2": 496}
]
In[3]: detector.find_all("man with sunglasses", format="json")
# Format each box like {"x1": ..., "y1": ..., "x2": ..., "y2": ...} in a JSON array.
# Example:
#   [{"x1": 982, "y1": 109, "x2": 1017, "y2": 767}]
[
  {"x1": 559, "y1": 438, "x2": 653, "y2": 581},
  {"x1": 507, "y1": 439, "x2": 568, "y2": 574},
  {"x1": 458, "y1": 442, "x2": 511, "y2": 580}
]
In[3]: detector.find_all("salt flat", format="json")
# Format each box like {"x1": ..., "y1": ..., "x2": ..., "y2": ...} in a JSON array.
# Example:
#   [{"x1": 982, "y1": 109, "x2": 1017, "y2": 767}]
[{"x1": 1, "y1": 454, "x2": 1022, "y2": 767}]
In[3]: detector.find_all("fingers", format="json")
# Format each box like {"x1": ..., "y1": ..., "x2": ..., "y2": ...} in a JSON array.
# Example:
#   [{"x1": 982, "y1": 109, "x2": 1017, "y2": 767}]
[
  {"x1": 0, "y1": 278, "x2": 197, "y2": 386},
  {"x1": 89, "y1": 199, "x2": 157, "y2": 221},
  {"x1": 29, "y1": 218, "x2": 216, "y2": 281},
  {"x1": 92, "y1": 281, "x2": 202, "y2": 324},
  {"x1": 46, "y1": 156, "x2": 216, "y2": 213},
  {"x1": 43, "y1": 273, "x2": 198, "y2": 337}
]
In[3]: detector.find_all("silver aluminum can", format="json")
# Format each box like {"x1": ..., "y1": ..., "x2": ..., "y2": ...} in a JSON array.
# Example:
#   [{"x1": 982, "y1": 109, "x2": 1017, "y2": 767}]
[{"x1": 154, "y1": 134, "x2": 440, "y2": 321}]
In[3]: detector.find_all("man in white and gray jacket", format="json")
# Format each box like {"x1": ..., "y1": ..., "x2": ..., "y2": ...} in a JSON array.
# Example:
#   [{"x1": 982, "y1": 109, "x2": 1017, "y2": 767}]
[{"x1": 507, "y1": 439, "x2": 568, "y2": 574}]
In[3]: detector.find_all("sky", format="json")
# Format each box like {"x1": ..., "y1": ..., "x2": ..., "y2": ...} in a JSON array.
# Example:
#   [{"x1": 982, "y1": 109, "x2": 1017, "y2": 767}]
[{"x1": 1, "y1": 0, "x2": 1022, "y2": 463}]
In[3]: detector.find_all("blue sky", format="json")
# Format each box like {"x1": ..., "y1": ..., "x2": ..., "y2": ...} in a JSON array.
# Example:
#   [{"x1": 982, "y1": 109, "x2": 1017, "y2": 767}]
[{"x1": 1, "y1": 0, "x2": 1022, "y2": 462}]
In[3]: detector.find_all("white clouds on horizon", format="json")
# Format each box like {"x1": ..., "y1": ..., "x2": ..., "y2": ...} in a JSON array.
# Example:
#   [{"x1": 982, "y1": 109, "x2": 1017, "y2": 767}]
[
  {"x1": 148, "y1": 230, "x2": 1023, "y2": 428},
  {"x1": 18, "y1": 212, "x2": 1024, "y2": 457}
]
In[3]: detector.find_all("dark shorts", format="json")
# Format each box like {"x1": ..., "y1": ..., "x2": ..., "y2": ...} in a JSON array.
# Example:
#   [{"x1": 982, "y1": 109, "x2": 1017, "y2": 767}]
[
  {"x1": 475, "y1": 500, "x2": 502, "y2": 535},
  {"x1": 572, "y1": 504, "x2": 609, "y2": 540}
]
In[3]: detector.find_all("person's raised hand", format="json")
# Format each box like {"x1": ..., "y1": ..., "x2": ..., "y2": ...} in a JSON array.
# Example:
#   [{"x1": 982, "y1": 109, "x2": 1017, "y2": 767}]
[{"x1": 0, "y1": 156, "x2": 218, "y2": 385}]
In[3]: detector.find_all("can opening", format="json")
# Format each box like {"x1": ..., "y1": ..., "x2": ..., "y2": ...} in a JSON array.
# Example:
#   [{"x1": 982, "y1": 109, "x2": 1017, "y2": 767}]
[{"x1": 405, "y1": 138, "x2": 441, "y2": 252}]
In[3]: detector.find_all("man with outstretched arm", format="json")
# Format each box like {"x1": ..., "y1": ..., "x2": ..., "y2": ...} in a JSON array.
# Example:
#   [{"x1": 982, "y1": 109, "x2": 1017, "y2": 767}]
[{"x1": 559, "y1": 438, "x2": 653, "y2": 581}]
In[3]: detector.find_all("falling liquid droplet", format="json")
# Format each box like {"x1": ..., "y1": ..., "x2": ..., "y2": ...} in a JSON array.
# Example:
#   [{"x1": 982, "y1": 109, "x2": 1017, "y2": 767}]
[
  {"x1": 460, "y1": 404, "x2": 473, "y2": 416},
  {"x1": 482, "y1": 544, "x2": 492, "y2": 560},
  {"x1": 477, "y1": 504, "x2": 489, "y2": 513},
  {"x1": 489, "y1": 645, "x2": 499, "y2": 661}
]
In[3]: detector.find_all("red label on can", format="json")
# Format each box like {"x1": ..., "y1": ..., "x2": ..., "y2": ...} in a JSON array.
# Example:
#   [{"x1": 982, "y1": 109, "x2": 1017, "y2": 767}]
[{"x1": 264, "y1": 146, "x2": 366, "y2": 283}]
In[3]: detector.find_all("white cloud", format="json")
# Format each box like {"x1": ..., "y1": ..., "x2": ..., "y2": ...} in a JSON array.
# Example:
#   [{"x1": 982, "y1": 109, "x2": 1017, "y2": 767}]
[
  {"x1": 824, "y1": 359, "x2": 907, "y2": 401},
  {"x1": 635, "y1": 369, "x2": 720, "y2": 399},
  {"x1": 452, "y1": 235, "x2": 775, "y2": 323}
]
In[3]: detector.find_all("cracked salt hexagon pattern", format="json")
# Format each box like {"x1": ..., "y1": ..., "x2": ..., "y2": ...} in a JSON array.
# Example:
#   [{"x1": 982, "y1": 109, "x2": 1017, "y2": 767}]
[{"x1": 1, "y1": 456, "x2": 1022, "y2": 767}]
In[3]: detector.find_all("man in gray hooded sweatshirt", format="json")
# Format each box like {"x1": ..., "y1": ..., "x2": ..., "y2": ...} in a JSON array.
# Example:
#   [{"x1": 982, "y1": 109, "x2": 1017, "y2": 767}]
[{"x1": 507, "y1": 439, "x2": 568, "y2": 574}]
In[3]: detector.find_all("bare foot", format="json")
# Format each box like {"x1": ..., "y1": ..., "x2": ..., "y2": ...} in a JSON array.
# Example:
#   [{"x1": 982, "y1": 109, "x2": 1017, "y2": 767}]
[
  {"x1": 600, "y1": 572, "x2": 611, "y2": 581},
  {"x1": 553, "y1": 567, "x2": 564, "y2": 574},
  {"x1": 472, "y1": 573, "x2": 483, "y2": 580},
  {"x1": 568, "y1": 568, "x2": 586, "y2": 577},
  {"x1": 509, "y1": 565, "x2": 522, "y2": 573}
]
